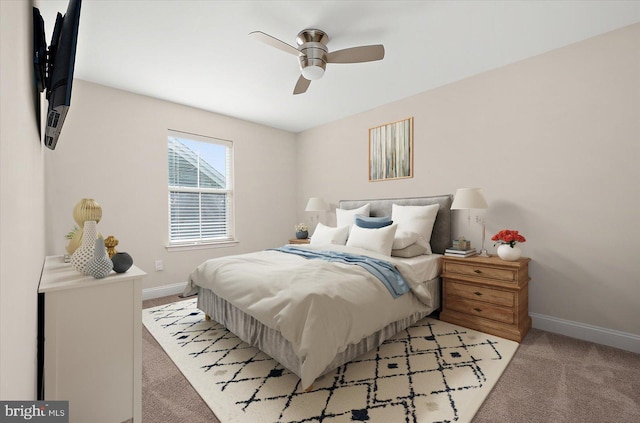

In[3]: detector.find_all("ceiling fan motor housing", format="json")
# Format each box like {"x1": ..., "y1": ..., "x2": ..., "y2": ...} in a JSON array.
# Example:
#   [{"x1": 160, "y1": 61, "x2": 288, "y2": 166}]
[{"x1": 297, "y1": 29, "x2": 329, "y2": 80}]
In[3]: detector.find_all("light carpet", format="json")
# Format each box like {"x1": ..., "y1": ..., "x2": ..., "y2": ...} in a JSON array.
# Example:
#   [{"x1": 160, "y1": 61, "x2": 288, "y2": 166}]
[{"x1": 143, "y1": 299, "x2": 518, "y2": 423}]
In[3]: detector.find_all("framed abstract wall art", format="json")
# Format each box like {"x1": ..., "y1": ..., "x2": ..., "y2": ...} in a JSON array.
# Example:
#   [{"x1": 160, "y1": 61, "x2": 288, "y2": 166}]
[{"x1": 368, "y1": 117, "x2": 413, "y2": 181}]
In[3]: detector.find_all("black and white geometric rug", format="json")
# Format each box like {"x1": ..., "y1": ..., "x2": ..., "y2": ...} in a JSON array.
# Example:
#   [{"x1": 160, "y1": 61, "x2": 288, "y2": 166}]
[{"x1": 143, "y1": 299, "x2": 518, "y2": 423}]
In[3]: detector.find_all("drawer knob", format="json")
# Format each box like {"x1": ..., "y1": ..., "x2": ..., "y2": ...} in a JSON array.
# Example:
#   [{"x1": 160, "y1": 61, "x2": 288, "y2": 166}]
[
  {"x1": 473, "y1": 307, "x2": 482, "y2": 313},
  {"x1": 474, "y1": 269, "x2": 483, "y2": 274},
  {"x1": 474, "y1": 291, "x2": 483, "y2": 296}
]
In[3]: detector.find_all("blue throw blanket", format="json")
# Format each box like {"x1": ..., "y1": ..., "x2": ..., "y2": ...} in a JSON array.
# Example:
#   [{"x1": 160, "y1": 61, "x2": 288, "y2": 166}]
[{"x1": 271, "y1": 246, "x2": 410, "y2": 299}]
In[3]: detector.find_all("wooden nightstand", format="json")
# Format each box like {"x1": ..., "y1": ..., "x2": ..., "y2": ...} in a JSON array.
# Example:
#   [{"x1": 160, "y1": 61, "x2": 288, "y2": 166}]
[
  {"x1": 440, "y1": 254, "x2": 531, "y2": 342},
  {"x1": 289, "y1": 238, "x2": 310, "y2": 244}
]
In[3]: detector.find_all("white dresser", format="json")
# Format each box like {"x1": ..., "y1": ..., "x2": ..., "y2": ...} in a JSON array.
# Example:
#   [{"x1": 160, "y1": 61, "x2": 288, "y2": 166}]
[{"x1": 38, "y1": 255, "x2": 146, "y2": 423}]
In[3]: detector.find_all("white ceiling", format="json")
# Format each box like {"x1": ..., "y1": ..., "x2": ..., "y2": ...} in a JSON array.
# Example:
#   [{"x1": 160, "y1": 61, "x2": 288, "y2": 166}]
[{"x1": 38, "y1": 0, "x2": 640, "y2": 133}]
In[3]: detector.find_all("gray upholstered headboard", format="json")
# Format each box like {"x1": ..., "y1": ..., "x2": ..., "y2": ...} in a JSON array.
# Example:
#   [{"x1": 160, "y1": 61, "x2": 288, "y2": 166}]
[{"x1": 338, "y1": 195, "x2": 453, "y2": 254}]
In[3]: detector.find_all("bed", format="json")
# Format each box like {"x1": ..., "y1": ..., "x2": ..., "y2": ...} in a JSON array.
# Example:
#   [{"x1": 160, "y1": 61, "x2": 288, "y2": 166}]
[{"x1": 187, "y1": 195, "x2": 453, "y2": 390}]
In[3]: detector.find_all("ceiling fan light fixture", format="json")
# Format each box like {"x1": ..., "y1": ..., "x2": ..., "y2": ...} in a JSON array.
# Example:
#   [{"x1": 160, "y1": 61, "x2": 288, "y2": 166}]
[
  {"x1": 298, "y1": 41, "x2": 327, "y2": 81},
  {"x1": 300, "y1": 64, "x2": 325, "y2": 80}
]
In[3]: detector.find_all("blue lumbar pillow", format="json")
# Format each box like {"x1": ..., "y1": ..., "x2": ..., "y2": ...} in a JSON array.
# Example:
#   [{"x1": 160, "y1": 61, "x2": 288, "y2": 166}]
[{"x1": 355, "y1": 215, "x2": 393, "y2": 229}]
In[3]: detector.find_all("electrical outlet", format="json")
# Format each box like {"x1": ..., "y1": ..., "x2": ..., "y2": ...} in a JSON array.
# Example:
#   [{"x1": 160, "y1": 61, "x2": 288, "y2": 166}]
[{"x1": 155, "y1": 260, "x2": 164, "y2": 271}]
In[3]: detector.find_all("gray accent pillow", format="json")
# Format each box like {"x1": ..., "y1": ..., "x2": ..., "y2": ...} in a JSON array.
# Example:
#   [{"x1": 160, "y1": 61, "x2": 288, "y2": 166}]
[{"x1": 391, "y1": 243, "x2": 429, "y2": 258}]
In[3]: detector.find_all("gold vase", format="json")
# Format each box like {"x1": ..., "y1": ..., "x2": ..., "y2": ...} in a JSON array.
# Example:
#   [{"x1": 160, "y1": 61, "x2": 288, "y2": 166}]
[{"x1": 66, "y1": 198, "x2": 102, "y2": 254}]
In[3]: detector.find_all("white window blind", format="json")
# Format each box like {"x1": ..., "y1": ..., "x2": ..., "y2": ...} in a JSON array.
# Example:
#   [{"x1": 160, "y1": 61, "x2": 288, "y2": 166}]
[{"x1": 168, "y1": 130, "x2": 234, "y2": 245}]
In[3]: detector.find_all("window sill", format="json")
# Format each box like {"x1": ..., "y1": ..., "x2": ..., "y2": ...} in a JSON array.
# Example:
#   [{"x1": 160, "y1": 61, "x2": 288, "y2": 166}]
[{"x1": 165, "y1": 240, "x2": 239, "y2": 252}]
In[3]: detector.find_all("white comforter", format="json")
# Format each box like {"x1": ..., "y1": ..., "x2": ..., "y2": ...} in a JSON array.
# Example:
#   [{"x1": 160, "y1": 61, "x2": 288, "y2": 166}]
[{"x1": 187, "y1": 244, "x2": 434, "y2": 389}]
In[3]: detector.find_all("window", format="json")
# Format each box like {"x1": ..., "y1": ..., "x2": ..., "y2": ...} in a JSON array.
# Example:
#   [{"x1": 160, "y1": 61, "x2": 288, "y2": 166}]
[{"x1": 167, "y1": 130, "x2": 234, "y2": 246}]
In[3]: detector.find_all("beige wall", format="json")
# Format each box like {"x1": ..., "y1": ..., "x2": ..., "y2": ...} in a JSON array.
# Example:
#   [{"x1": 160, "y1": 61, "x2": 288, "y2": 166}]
[
  {"x1": 0, "y1": 1, "x2": 47, "y2": 398},
  {"x1": 296, "y1": 24, "x2": 640, "y2": 337},
  {"x1": 44, "y1": 81, "x2": 298, "y2": 290}
]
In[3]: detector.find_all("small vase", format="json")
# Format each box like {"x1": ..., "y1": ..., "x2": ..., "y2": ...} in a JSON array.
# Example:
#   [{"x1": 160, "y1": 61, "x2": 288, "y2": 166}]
[
  {"x1": 71, "y1": 220, "x2": 98, "y2": 274},
  {"x1": 111, "y1": 252, "x2": 133, "y2": 273},
  {"x1": 296, "y1": 231, "x2": 309, "y2": 239},
  {"x1": 85, "y1": 237, "x2": 114, "y2": 279},
  {"x1": 497, "y1": 244, "x2": 522, "y2": 261}
]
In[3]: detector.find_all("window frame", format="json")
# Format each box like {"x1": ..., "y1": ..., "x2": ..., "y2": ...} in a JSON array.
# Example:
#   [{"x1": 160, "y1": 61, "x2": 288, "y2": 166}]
[{"x1": 166, "y1": 129, "x2": 236, "y2": 250}]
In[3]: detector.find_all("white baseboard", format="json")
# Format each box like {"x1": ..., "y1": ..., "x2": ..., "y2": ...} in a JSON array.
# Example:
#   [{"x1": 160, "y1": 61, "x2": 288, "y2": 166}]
[
  {"x1": 531, "y1": 312, "x2": 640, "y2": 354},
  {"x1": 142, "y1": 281, "x2": 188, "y2": 301}
]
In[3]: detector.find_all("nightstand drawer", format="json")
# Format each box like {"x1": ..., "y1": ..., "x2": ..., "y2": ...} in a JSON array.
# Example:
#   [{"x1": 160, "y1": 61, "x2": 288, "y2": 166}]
[
  {"x1": 289, "y1": 238, "x2": 310, "y2": 244},
  {"x1": 444, "y1": 262, "x2": 517, "y2": 283},
  {"x1": 445, "y1": 297, "x2": 515, "y2": 325},
  {"x1": 446, "y1": 280, "x2": 514, "y2": 307}
]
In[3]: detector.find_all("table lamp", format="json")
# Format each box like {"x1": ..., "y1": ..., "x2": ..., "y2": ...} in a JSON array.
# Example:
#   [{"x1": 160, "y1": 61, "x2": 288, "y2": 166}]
[
  {"x1": 305, "y1": 197, "x2": 329, "y2": 227},
  {"x1": 451, "y1": 188, "x2": 489, "y2": 257}
]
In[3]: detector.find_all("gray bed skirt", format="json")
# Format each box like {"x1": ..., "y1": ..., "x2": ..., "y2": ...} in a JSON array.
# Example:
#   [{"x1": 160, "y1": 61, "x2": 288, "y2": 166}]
[{"x1": 197, "y1": 278, "x2": 441, "y2": 387}]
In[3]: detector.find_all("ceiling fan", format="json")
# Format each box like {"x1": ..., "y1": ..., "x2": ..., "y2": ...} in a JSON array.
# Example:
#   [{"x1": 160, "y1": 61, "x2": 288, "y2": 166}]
[{"x1": 249, "y1": 28, "x2": 385, "y2": 95}]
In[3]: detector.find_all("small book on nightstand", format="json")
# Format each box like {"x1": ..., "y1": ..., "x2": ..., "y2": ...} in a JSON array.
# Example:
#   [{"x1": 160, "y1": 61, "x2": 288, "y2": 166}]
[{"x1": 444, "y1": 248, "x2": 477, "y2": 257}]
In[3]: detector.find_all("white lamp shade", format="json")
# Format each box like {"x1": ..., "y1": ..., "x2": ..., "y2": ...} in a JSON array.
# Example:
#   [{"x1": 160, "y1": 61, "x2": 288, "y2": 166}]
[
  {"x1": 451, "y1": 188, "x2": 488, "y2": 210},
  {"x1": 305, "y1": 197, "x2": 329, "y2": 212}
]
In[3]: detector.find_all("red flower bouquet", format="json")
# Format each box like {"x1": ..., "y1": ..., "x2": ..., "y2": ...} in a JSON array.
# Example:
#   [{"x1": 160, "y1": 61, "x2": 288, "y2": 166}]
[{"x1": 491, "y1": 229, "x2": 526, "y2": 248}]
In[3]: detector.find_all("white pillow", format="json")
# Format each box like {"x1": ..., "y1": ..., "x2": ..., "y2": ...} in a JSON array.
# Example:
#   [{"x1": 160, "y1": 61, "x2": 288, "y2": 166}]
[
  {"x1": 346, "y1": 224, "x2": 398, "y2": 256},
  {"x1": 391, "y1": 204, "x2": 439, "y2": 251},
  {"x1": 310, "y1": 223, "x2": 350, "y2": 245},
  {"x1": 392, "y1": 230, "x2": 420, "y2": 250},
  {"x1": 336, "y1": 204, "x2": 370, "y2": 228}
]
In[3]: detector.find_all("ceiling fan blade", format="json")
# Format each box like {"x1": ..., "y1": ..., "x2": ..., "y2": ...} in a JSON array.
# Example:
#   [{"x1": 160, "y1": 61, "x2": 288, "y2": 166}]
[
  {"x1": 249, "y1": 31, "x2": 300, "y2": 56},
  {"x1": 293, "y1": 75, "x2": 311, "y2": 95},
  {"x1": 326, "y1": 45, "x2": 385, "y2": 64}
]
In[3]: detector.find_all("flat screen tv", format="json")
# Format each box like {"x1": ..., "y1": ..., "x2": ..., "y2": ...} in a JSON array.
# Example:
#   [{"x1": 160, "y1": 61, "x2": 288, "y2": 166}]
[{"x1": 33, "y1": 0, "x2": 82, "y2": 150}]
